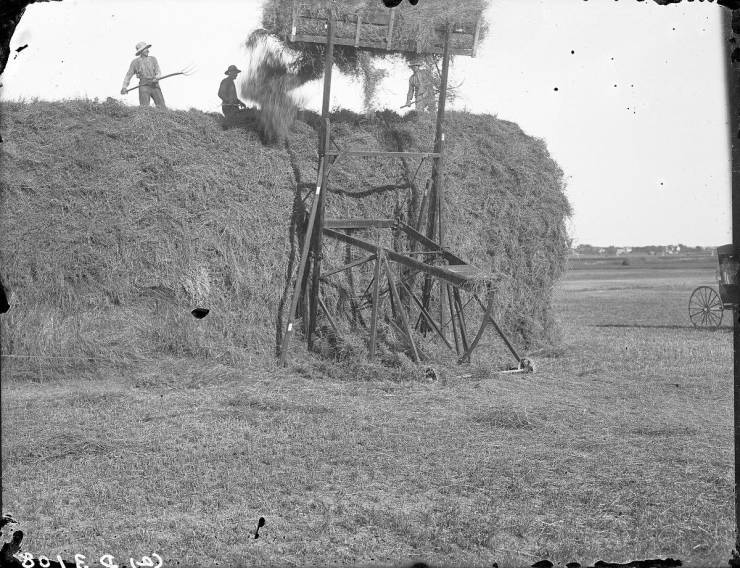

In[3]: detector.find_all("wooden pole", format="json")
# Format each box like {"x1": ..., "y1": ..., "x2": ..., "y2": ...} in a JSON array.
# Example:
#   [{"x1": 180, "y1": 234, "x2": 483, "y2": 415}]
[
  {"x1": 368, "y1": 250, "x2": 383, "y2": 359},
  {"x1": 384, "y1": 256, "x2": 420, "y2": 362},
  {"x1": 423, "y1": 24, "x2": 452, "y2": 336},
  {"x1": 307, "y1": 10, "x2": 335, "y2": 349},
  {"x1": 446, "y1": 284, "x2": 461, "y2": 355},
  {"x1": 453, "y1": 288, "x2": 470, "y2": 352},
  {"x1": 726, "y1": 7, "x2": 740, "y2": 566},
  {"x1": 279, "y1": 157, "x2": 327, "y2": 365}
]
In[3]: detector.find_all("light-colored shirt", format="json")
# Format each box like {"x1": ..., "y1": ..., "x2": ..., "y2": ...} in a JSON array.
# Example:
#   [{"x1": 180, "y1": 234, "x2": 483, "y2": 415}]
[
  {"x1": 406, "y1": 69, "x2": 434, "y2": 106},
  {"x1": 122, "y1": 55, "x2": 161, "y2": 89}
]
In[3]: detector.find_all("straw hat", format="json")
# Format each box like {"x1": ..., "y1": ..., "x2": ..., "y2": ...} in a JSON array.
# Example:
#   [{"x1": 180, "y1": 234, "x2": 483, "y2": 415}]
[
  {"x1": 135, "y1": 42, "x2": 152, "y2": 56},
  {"x1": 224, "y1": 65, "x2": 242, "y2": 75}
]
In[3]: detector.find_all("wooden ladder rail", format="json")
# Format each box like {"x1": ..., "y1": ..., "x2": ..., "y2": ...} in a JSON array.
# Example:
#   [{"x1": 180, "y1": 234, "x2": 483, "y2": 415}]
[{"x1": 279, "y1": 156, "x2": 327, "y2": 366}]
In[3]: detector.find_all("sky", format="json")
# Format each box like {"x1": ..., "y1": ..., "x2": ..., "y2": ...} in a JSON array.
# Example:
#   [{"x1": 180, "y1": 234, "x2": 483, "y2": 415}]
[{"x1": 0, "y1": 0, "x2": 732, "y2": 247}]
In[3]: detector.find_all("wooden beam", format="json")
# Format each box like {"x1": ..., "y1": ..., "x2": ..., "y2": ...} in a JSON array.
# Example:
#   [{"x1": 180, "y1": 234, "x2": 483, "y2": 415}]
[
  {"x1": 386, "y1": 8, "x2": 395, "y2": 46},
  {"x1": 473, "y1": 294, "x2": 523, "y2": 363},
  {"x1": 279, "y1": 156, "x2": 327, "y2": 365},
  {"x1": 446, "y1": 284, "x2": 461, "y2": 355},
  {"x1": 289, "y1": 34, "x2": 474, "y2": 56},
  {"x1": 471, "y1": 12, "x2": 482, "y2": 58},
  {"x1": 453, "y1": 287, "x2": 470, "y2": 352},
  {"x1": 396, "y1": 222, "x2": 466, "y2": 268},
  {"x1": 325, "y1": 218, "x2": 396, "y2": 229},
  {"x1": 368, "y1": 250, "x2": 383, "y2": 359},
  {"x1": 400, "y1": 279, "x2": 454, "y2": 351},
  {"x1": 323, "y1": 229, "x2": 478, "y2": 290},
  {"x1": 343, "y1": 230, "x2": 365, "y2": 328},
  {"x1": 458, "y1": 295, "x2": 494, "y2": 364},
  {"x1": 326, "y1": 150, "x2": 440, "y2": 159},
  {"x1": 384, "y1": 256, "x2": 420, "y2": 362},
  {"x1": 354, "y1": 13, "x2": 362, "y2": 47},
  {"x1": 290, "y1": 1, "x2": 298, "y2": 41},
  {"x1": 317, "y1": 295, "x2": 338, "y2": 335},
  {"x1": 321, "y1": 253, "x2": 377, "y2": 278}
]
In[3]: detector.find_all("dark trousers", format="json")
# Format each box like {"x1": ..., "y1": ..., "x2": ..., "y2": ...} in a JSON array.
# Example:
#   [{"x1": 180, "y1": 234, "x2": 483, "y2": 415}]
[
  {"x1": 139, "y1": 84, "x2": 166, "y2": 108},
  {"x1": 222, "y1": 105, "x2": 250, "y2": 128}
]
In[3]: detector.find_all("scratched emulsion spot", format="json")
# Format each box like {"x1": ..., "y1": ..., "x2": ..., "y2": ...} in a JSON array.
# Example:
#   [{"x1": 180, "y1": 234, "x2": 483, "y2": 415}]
[
  {"x1": 254, "y1": 516, "x2": 266, "y2": 539},
  {"x1": 191, "y1": 307, "x2": 209, "y2": 319}
]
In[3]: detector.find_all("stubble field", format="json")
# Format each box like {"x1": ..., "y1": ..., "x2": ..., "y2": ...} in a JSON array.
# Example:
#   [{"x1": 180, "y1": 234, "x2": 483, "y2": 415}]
[{"x1": 1, "y1": 257, "x2": 733, "y2": 567}]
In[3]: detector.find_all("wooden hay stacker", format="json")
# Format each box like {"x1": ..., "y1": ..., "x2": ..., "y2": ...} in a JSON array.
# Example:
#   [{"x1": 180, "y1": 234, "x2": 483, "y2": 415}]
[
  {"x1": 278, "y1": 1, "x2": 533, "y2": 373},
  {"x1": 688, "y1": 244, "x2": 740, "y2": 329}
]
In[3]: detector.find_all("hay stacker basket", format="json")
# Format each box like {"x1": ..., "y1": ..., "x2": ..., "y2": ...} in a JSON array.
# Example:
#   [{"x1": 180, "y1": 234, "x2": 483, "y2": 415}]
[{"x1": 688, "y1": 244, "x2": 740, "y2": 329}]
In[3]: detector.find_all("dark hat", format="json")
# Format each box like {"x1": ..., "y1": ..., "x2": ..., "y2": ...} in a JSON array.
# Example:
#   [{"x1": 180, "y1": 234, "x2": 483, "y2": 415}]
[{"x1": 225, "y1": 65, "x2": 242, "y2": 75}]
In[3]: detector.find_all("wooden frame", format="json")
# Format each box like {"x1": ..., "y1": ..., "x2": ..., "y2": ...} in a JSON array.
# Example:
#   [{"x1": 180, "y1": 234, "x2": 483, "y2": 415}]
[{"x1": 277, "y1": 0, "x2": 524, "y2": 370}]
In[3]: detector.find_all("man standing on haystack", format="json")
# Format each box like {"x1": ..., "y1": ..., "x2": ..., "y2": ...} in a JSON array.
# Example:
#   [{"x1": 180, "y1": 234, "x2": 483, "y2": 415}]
[
  {"x1": 218, "y1": 64, "x2": 248, "y2": 128},
  {"x1": 120, "y1": 42, "x2": 167, "y2": 109},
  {"x1": 406, "y1": 59, "x2": 436, "y2": 112}
]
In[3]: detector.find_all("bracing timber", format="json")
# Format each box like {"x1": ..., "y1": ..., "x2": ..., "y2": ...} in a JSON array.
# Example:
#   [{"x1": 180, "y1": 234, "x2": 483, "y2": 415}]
[{"x1": 278, "y1": 1, "x2": 531, "y2": 373}]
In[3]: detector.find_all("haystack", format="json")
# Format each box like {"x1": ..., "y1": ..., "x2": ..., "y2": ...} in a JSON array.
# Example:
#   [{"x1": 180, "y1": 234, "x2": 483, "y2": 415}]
[{"x1": 0, "y1": 100, "x2": 568, "y2": 377}]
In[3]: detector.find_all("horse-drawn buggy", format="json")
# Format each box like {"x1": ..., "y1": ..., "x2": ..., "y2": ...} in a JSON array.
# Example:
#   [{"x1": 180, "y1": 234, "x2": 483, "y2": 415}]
[{"x1": 688, "y1": 244, "x2": 740, "y2": 329}]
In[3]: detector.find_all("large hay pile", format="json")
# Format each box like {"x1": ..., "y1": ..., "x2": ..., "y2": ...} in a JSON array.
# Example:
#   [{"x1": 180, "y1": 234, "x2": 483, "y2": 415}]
[{"x1": 0, "y1": 100, "x2": 568, "y2": 377}]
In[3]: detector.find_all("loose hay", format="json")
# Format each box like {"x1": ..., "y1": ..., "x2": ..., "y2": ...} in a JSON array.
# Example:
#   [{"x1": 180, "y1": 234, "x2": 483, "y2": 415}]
[{"x1": 0, "y1": 100, "x2": 569, "y2": 373}]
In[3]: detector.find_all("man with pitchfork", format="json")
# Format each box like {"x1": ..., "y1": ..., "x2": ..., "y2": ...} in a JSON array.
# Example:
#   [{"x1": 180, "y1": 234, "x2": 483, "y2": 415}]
[
  {"x1": 405, "y1": 58, "x2": 436, "y2": 113},
  {"x1": 218, "y1": 64, "x2": 248, "y2": 128},
  {"x1": 121, "y1": 41, "x2": 167, "y2": 109}
]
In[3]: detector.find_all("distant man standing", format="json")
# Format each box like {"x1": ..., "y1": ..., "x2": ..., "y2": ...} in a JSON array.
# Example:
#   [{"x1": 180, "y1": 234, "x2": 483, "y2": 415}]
[
  {"x1": 406, "y1": 60, "x2": 436, "y2": 113},
  {"x1": 121, "y1": 42, "x2": 166, "y2": 109},
  {"x1": 218, "y1": 64, "x2": 247, "y2": 127}
]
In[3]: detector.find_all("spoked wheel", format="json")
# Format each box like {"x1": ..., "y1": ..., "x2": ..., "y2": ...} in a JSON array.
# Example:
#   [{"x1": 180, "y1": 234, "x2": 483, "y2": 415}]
[{"x1": 688, "y1": 286, "x2": 724, "y2": 330}]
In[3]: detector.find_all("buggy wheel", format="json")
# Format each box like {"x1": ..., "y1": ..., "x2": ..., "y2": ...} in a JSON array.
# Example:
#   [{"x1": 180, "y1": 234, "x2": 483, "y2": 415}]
[{"x1": 688, "y1": 286, "x2": 723, "y2": 330}]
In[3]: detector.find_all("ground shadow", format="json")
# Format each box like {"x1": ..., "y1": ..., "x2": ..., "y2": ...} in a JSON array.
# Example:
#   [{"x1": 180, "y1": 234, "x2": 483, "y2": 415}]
[{"x1": 595, "y1": 323, "x2": 731, "y2": 332}]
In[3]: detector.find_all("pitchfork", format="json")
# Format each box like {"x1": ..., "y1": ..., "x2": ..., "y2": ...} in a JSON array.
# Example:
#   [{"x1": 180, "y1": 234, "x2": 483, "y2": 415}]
[{"x1": 124, "y1": 64, "x2": 197, "y2": 93}]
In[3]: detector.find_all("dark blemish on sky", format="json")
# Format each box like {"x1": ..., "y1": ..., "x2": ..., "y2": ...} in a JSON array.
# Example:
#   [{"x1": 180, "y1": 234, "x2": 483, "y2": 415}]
[
  {"x1": 571, "y1": 49, "x2": 575, "y2": 54},
  {"x1": 554, "y1": 87, "x2": 559, "y2": 91},
  {"x1": 13, "y1": 44, "x2": 28, "y2": 60}
]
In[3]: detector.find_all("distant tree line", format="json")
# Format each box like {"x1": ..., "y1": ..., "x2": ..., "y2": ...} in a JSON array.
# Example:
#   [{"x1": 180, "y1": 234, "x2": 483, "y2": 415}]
[{"x1": 573, "y1": 244, "x2": 713, "y2": 256}]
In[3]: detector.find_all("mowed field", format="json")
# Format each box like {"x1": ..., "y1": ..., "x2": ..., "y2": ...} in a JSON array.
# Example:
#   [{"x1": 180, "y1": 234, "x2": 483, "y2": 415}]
[{"x1": 1, "y1": 258, "x2": 734, "y2": 567}]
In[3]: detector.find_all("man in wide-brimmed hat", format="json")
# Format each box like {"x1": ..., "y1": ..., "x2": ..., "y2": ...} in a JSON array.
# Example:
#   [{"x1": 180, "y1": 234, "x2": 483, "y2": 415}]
[
  {"x1": 218, "y1": 64, "x2": 248, "y2": 128},
  {"x1": 406, "y1": 58, "x2": 436, "y2": 112},
  {"x1": 121, "y1": 41, "x2": 166, "y2": 109}
]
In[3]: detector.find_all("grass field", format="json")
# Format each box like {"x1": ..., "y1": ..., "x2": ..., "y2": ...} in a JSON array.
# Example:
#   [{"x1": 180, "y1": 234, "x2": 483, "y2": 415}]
[{"x1": 1, "y1": 258, "x2": 733, "y2": 567}]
